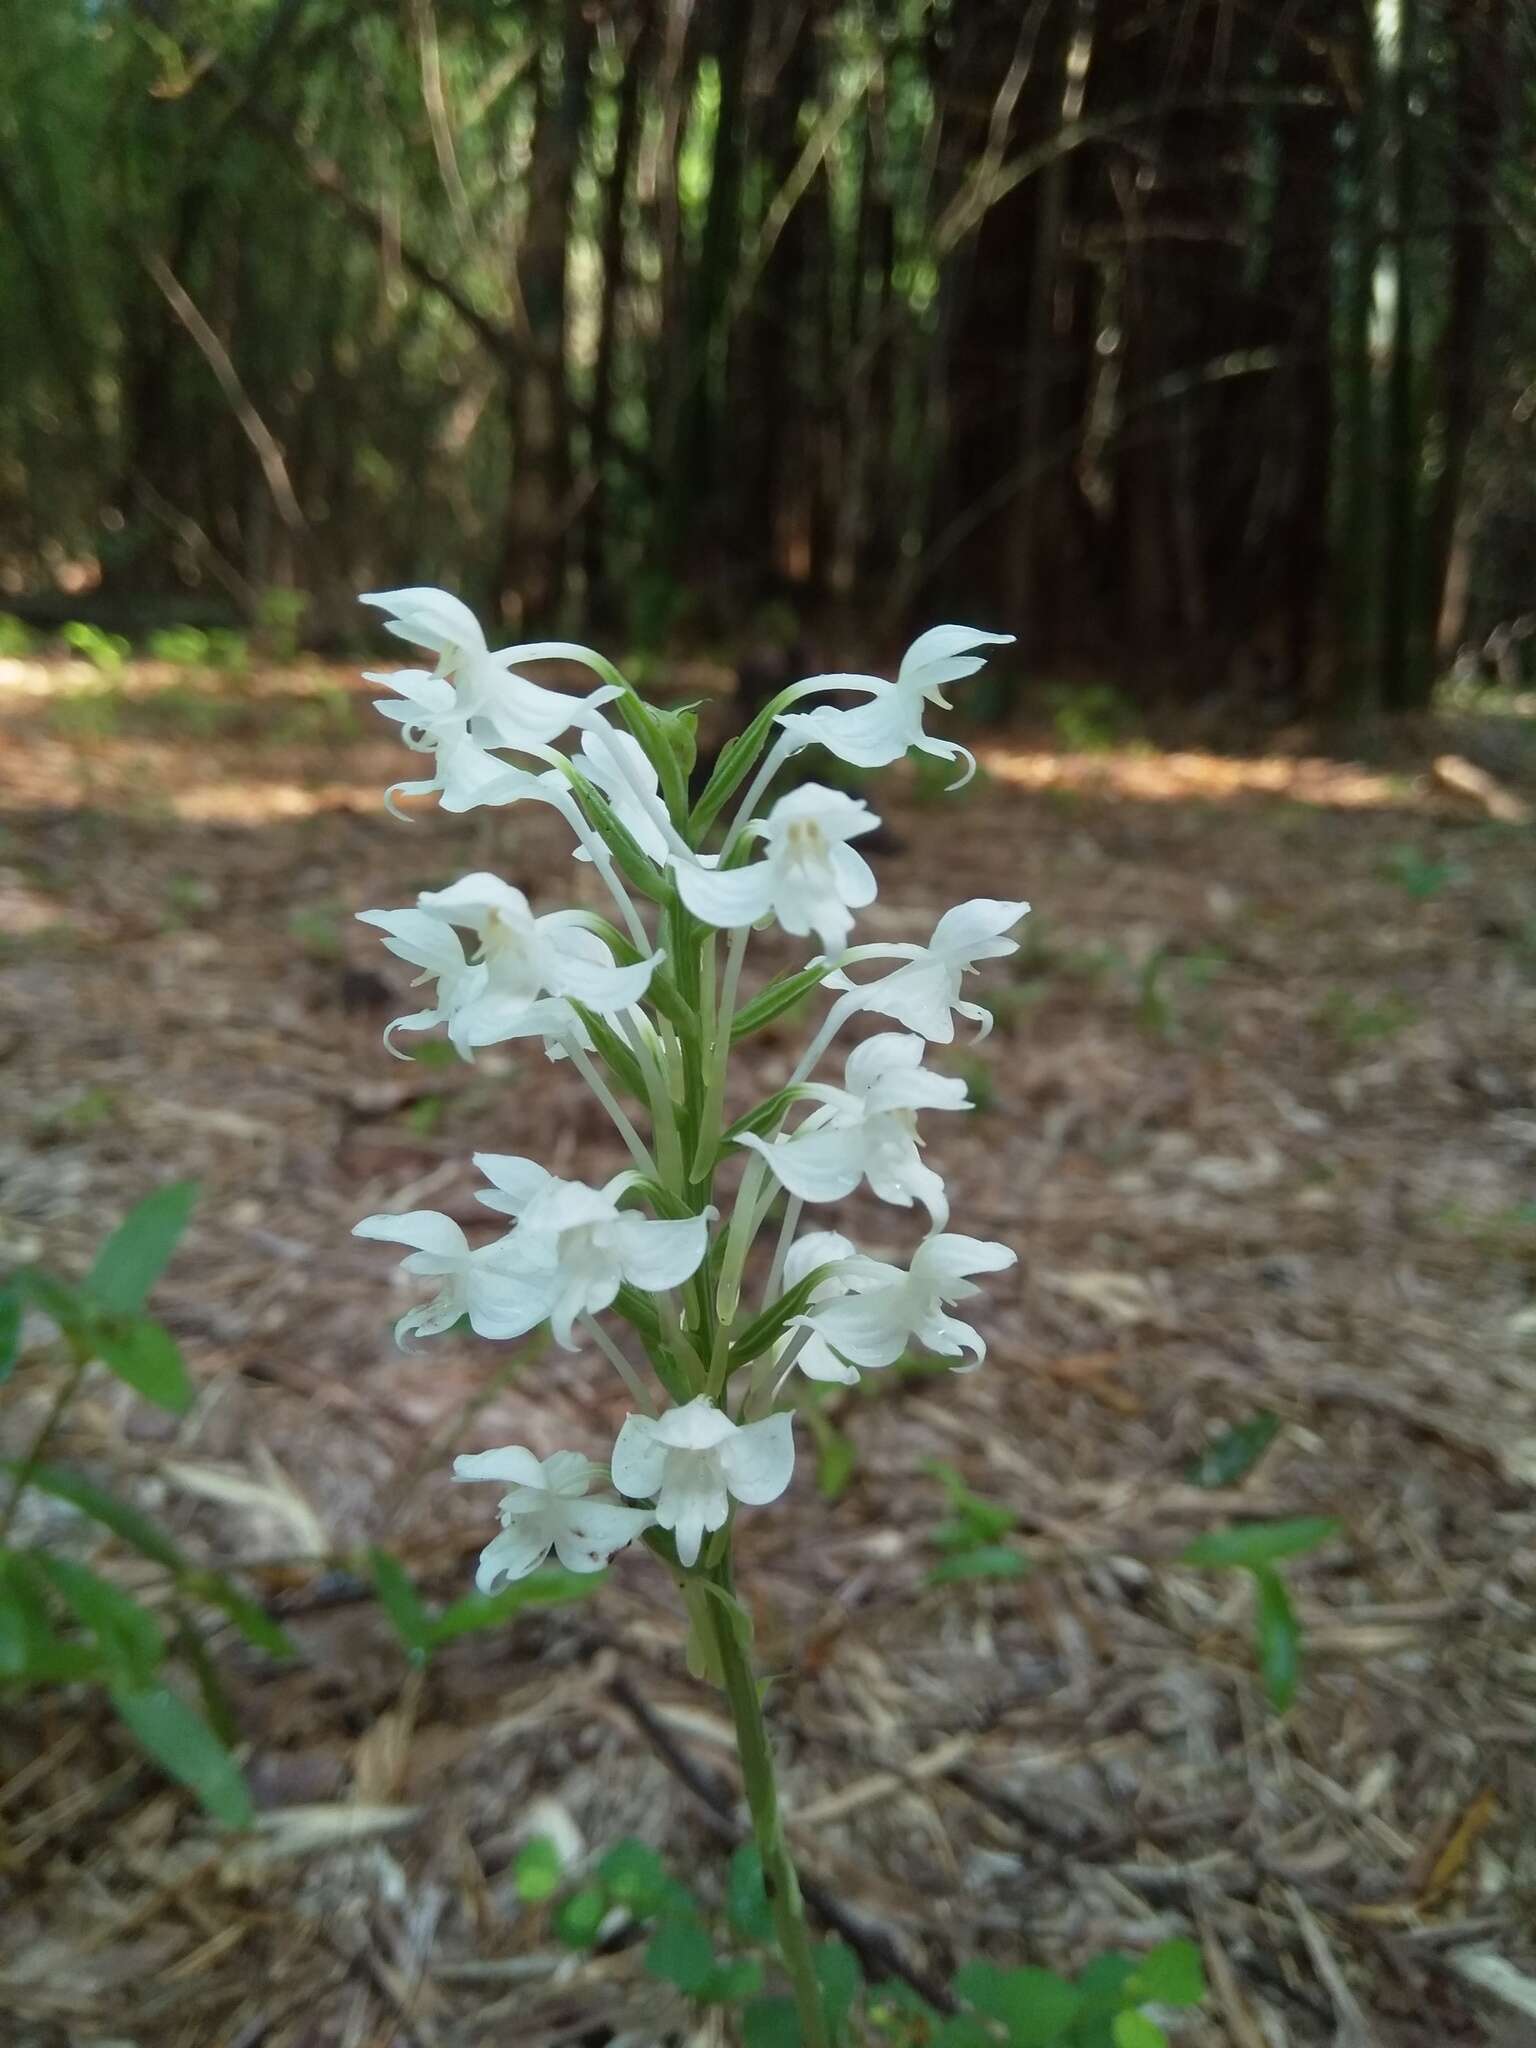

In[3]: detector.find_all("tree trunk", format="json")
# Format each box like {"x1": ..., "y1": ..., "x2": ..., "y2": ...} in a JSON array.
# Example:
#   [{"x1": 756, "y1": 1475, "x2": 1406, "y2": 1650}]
[
  {"x1": 1426, "y1": 0, "x2": 1508, "y2": 660},
  {"x1": 1381, "y1": 0, "x2": 1426, "y2": 709},
  {"x1": 502, "y1": 0, "x2": 594, "y2": 630},
  {"x1": 584, "y1": 0, "x2": 653, "y2": 612}
]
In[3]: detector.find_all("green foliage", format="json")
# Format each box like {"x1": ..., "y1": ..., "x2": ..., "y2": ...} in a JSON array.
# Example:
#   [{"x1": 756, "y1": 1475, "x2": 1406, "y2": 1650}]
[
  {"x1": 256, "y1": 586, "x2": 311, "y2": 661},
  {"x1": 0, "y1": 613, "x2": 36, "y2": 657},
  {"x1": 367, "y1": 1546, "x2": 602, "y2": 1664},
  {"x1": 1317, "y1": 988, "x2": 1418, "y2": 1045},
  {"x1": 1381, "y1": 844, "x2": 1459, "y2": 899},
  {"x1": 1185, "y1": 1412, "x2": 1282, "y2": 1488},
  {"x1": 1182, "y1": 1518, "x2": 1338, "y2": 1710},
  {"x1": 1044, "y1": 682, "x2": 1138, "y2": 753},
  {"x1": 923, "y1": 1462, "x2": 1032, "y2": 1585},
  {"x1": 62, "y1": 621, "x2": 130, "y2": 672},
  {"x1": 1134, "y1": 945, "x2": 1226, "y2": 1044},
  {"x1": 1181, "y1": 1516, "x2": 1339, "y2": 1570},
  {"x1": 0, "y1": 1186, "x2": 293, "y2": 1827},
  {"x1": 732, "y1": 963, "x2": 833, "y2": 1043},
  {"x1": 147, "y1": 625, "x2": 212, "y2": 665}
]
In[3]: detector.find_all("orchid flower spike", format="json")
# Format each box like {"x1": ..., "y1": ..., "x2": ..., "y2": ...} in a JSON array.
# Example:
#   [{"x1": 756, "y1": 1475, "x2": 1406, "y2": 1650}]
[
  {"x1": 775, "y1": 626, "x2": 1014, "y2": 785},
  {"x1": 360, "y1": 874, "x2": 660, "y2": 1057},
  {"x1": 739, "y1": 1031, "x2": 970, "y2": 1226},
  {"x1": 826, "y1": 897, "x2": 1030, "y2": 1042},
  {"x1": 560, "y1": 724, "x2": 675, "y2": 863},
  {"x1": 610, "y1": 1397, "x2": 795, "y2": 1568},
  {"x1": 474, "y1": 1155, "x2": 711, "y2": 1348},
  {"x1": 351, "y1": 1210, "x2": 548, "y2": 1346},
  {"x1": 673, "y1": 782, "x2": 879, "y2": 952},
  {"x1": 794, "y1": 1231, "x2": 1016, "y2": 1373},
  {"x1": 454, "y1": 1447, "x2": 654, "y2": 1586}
]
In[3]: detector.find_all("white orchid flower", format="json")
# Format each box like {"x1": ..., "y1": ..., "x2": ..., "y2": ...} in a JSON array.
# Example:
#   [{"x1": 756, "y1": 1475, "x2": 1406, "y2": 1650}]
[
  {"x1": 351, "y1": 1210, "x2": 548, "y2": 1346},
  {"x1": 610, "y1": 1397, "x2": 795, "y2": 1568},
  {"x1": 825, "y1": 897, "x2": 1030, "y2": 1042},
  {"x1": 775, "y1": 1230, "x2": 864, "y2": 1384},
  {"x1": 557, "y1": 724, "x2": 676, "y2": 862},
  {"x1": 776, "y1": 626, "x2": 1014, "y2": 784},
  {"x1": 396, "y1": 873, "x2": 659, "y2": 1054},
  {"x1": 794, "y1": 1231, "x2": 1016, "y2": 1373},
  {"x1": 673, "y1": 783, "x2": 879, "y2": 951},
  {"x1": 739, "y1": 1031, "x2": 969, "y2": 1225},
  {"x1": 453, "y1": 1446, "x2": 654, "y2": 1587},
  {"x1": 474, "y1": 1154, "x2": 710, "y2": 1348}
]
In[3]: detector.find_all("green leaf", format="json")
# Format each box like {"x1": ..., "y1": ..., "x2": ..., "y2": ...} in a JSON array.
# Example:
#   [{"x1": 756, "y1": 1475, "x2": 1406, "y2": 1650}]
[
  {"x1": 731, "y1": 963, "x2": 833, "y2": 1043},
  {"x1": 93, "y1": 1315, "x2": 194, "y2": 1414},
  {"x1": 87, "y1": 1181, "x2": 198, "y2": 1315},
  {"x1": 0, "y1": 1284, "x2": 20, "y2": 1383},
  {"x1": 554, "y1": 1883, "x2": 608, "y2": 1948},
  {"x1": 0, "y1": 1560, "x2": 103, "y2": 1683},
  {"x1": 188, "y1": 1571, "x2": 298, "y2": 1660},
  {"x1": 16, "y1": 1267, "x2": 93, "y2": 1344},
  {"x1": 31, "y1": 1555, "x2": 164, "y2": 1686},
  {"x1": 726, "y1": 1842, "x2": 775, "y2": 1943},
  {"x1": 568, "y1": 1003, "x2": 648, "y2": 1100},
  {"x1": 645, "y1": 1917, "x2": 718, "y2": 1994},
  {"x1": 698, "y1": 1955, "x2": 765, "y2": 2004},
  {"x1": 688, "y1": 693, "x2": 790, "y2": 841},
  {"x1": 932, "y1": 2022, "x2": 996, "y2": 2048},
  {"x1": 613, "y1": 1282, "x2": 665, "y2": 1349},
  {"x1": 1111, "y1": 2015, "x2": 1167, "y2": 2048},
  {"x1": 954, "y1": 1961, "x2": 1081, "y2": 2044},
  {"x1": 742, "y1": 1995, "x2": 804, "y2": 2048},
  {"x1": 613, "y1": 689, "x2": 691, "y2": 826},
  {"x1": 8, "y1": 1461, "x2": 186, "y2": 1570},
  {"x1": 557, "y1": 759, "x2": 668, "y2": 900},
  {"x1": 927, "y1": 1462, "x2": 1017, "y2": 1544},
  {"x1": 728, "y1": 1261, "x2": 844, "y2": 1372},
  {"x1": 514, "y1": 1834, "x2": 563, "y2": 1903},
  {"x1": 927, "y1": 1545, "x2": 1032, "y2": 1585},
  {"x1": 598, "y1": 1837, "x2": 671, "y2": 1913},
  {"x1": 722, "y1": 1085, "x2": 802, "y2": 1148},
  {"x1": 428, "y1": 1567, "x2": 603, "y2": 1645},
  {"x1": 1185, "y1": 1413, "x2": 1281, "y2": 1489},
  {"x1": 1253, "y1": 1565, "x2": 1301, "y2": 1710},
  {"x1": 1127, "y1": 1939, "x2": 1205, "y2": 2009},
  {"x1": 109, "y1": 1684, "x2": 252, "y2": 1827},
  {"x1": 1181, "y1": 1517, "x2": 1339, "y2": 1571},
  {"x1": 367, "y1": 1547, "x2": 434, "y2": 1660},
  {"x1": 814, "y1": 1939, "x2": 862, "y2": 2032}
]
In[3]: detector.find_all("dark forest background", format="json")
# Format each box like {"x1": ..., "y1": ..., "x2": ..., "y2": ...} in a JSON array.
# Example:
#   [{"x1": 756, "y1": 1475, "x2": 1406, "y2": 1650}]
[{"x1": 1, "y1": 0, "x2": 1532, "y2": 713}]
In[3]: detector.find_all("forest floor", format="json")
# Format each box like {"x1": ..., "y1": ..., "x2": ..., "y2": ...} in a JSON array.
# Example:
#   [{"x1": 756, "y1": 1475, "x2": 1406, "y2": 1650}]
[{"x1": 1, "y1": 652, "x2": 1535, "y2": 2048}]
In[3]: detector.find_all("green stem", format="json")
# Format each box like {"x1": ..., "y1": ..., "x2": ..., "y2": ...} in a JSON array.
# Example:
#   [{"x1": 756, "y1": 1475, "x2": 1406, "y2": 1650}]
[
  {"x1": 704, "y1": 1570, "x2": 828, "y2": 2048},
  {"x1": 0, "y1": 1352, "x2": 88, "y2": 1546}
]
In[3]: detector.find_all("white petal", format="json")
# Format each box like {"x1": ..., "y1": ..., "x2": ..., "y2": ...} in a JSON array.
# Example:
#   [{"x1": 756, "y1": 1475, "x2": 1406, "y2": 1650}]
[
  {"x1": 673, "y1": 856, "x2": 776, "y2": 930},
  {"x1": 475, "y1": 1519, "x2": 554, "y2": 1591},
  {"x1": 651, "y1": 1397, "x2": 737, "y2": 1452},
  {"x1": 362, "y1": 587, "x2": 487, "y2": 660},
  {"x1": 828, "y1": 841, "x2": 878, "y2": 909},
  {"x1": 782, "y1": 1230, "x2": 858, "y2": 1291},
  {"x1": 358, "y1": 907, "x2": 468, "y2": 976},
  {"x1": 764, "y1": 781, "x2": 880, "y2": 843},
  {"x1": 897, "y1": 625, "x2": 1014, "y2": 687},
  {"x1": 929, "y1": 897, "x2": 1030, "y2": 959},
  {"x1": 465, "y1": 1265, "x2": 555, "y2": 1340},
  {"x1": 656, "y1": 1457, "x2": 730, "y2": 1567},
  {"x1": 353, "y1": 1210, "x2": 468, "y2": 1258},
  {"x1": 791, "y1": 1331, "x2": 862, "y2": 1384},
  {"x1": 914, "y1": 1304, "x2": 987, "y2": 1363},
  {"x1": 776, "y1": 690, "x2": 915, "y2": 768},
  {"x1": 738, "y1": 1128, "x2": 864, "y2": 1204},
  {"x1": 418, "y1": 872, "x2": 531, "y2": 931},
  {"x1": 453, "y1": 1445, "x2": 546, "y2": 1487},
  {"x1": 541, "y1": 1450, "x2": 600, "y2": 1497},
  {"x1": 365, "y1": 667, "x2": 459, "y2": 714},
  {"x1": 916, "y1": 1232, "x2": 1017, "y2": 1281},
  {"x1": 844, "y1": 1031, "x2": 925, "y2": 1095},
  {"x1": 610, "y1": 1214, "x2": 711, "y2": 1292},
  {"x1": 472, "y1": 1154, "x2": 556, "y2": 1217},
  {"x1": 610, "y1": 1413, "x2": 666, "y2": 1498},
  {"x1": 804, "y1": 1285, "x2": 914, "y2": 1368},
  {"x1": 551, "y1": 1498, "x2": 654, "y2": 1572},
  {"x1": 539, "y1": 925, "x2": 661, "y2": 1009},
  {"x1": 868, "y1": 1148, "x2": 948, "y2": 1226},
  {"x1": 718, "y1": 1411, "x2": 795, "y2": 1505}
]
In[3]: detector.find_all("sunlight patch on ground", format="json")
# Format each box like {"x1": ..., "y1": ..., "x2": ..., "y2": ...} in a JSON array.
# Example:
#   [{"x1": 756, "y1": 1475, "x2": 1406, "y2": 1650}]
[{"x1": 979, "y1": 742, "x2": 1417, "y2": 811}]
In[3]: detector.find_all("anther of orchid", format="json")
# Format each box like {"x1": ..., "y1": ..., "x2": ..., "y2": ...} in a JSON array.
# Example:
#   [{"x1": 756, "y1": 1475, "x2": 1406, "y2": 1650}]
[{"x1": 351, "y1": 588, "x2": 1017, "y2": 2048}]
